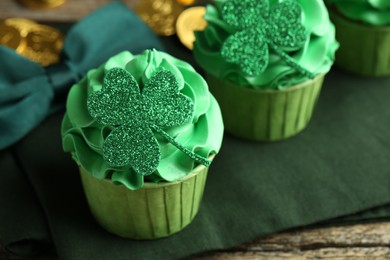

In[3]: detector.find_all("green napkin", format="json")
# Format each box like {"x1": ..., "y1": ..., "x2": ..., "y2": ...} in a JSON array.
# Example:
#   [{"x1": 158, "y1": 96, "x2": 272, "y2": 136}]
[
  {"x1": 0, "y1": 151, "x2": 51, "y2": 257},
  {"x1": 2, "y1": 66, "x2": 390, "y2": 259}
]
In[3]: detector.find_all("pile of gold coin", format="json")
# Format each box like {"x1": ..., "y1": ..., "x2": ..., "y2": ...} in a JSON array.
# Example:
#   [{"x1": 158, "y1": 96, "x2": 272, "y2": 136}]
[
  {"x1": 18, "y1": 0, "x2": 66, "y2": 9},
  {"x1": 0, "y1": 18, "x2": 64, "y2": 66},
  {"x1": 134, "y1": 0, "x2": 207, "y2": 50}
]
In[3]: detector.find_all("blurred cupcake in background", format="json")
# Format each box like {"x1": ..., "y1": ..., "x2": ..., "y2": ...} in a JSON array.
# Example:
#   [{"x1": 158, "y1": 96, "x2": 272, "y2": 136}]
[
  {"x1": 326, "y1": 0, "x2": 390, "y2": 76},
  {"x1": 194, "y1": 0, "x2": 338, "y2": 141}
]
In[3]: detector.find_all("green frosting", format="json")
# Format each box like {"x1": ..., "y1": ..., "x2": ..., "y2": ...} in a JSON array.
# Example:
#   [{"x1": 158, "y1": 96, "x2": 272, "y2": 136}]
[
  {"x1": 326, "y1": 0, "x2": 390, "y2": 26},
  {"x1": 193, "y1": 0, "x2": 339, "y2": 89},
  {"x1": 61, "y1": 50, "x2": 224, "y2": 190}
]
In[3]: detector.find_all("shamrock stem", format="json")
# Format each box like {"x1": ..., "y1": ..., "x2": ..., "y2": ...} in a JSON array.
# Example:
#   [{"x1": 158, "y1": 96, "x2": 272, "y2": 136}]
[
  {"x1": 268, "y1": 41, "x2": 316, "y2": 79},
  {"x1": 151, "y1": 125, "x2": 211, "y2": 167}
]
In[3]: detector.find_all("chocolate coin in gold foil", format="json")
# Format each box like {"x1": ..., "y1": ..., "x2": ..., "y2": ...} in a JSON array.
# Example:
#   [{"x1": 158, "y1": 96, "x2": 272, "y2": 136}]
[
  {"x1": 18, "y1": 0, "x2": 65, "y2": 9},
  {"x1": 135, "y1": 0, "x2": 183, "y2": 36},
  {"x1": 22, "y1": 25, "x2": 64, "y2": 66},
  {"x1": 176, "y1": 6, "x2": 207, "y2": 50},
  {"x1": 0, "y1": 23, "x2": 26, "y2": 52},
  {"x1": 4, "y1": 18, "x2": 38, "y2": 37}
]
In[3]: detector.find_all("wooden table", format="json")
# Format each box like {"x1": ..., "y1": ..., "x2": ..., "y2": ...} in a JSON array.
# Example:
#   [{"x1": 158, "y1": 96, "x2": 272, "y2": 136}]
[
  {"x1": 199, "y1": 222, "x2": 390, "y2": 259},
  {"x1": 1, "y1": 1, "x2": 390, "y2": 259}
]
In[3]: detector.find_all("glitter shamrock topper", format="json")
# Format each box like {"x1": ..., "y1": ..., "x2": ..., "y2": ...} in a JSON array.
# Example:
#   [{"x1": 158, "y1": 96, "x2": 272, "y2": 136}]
[
  {"x1": 220, "y1": 0, "x2": 315, "y2": 78},
  {"x1": 87, "y1": 68, "x2": 211, "y2": 176}
]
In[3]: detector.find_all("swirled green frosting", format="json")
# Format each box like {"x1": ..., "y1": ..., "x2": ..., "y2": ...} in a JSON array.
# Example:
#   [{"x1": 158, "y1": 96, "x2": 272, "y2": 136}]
[
  {"x1": 193, "y1": 0, "x2": 339, "y2": 89},
  {"x1": 326, "y1": 0, "x2": 390, "y2": 26},
  {"x1": 61, "y1": 50, "x2": 224, "y2": 190}
]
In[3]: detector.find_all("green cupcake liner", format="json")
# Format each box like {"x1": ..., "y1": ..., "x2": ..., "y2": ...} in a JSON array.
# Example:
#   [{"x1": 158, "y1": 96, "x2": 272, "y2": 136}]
[
  {"x1": 207, "y1": 74, "x2": 324, "y2": 141},
  {"x1": 79, "y1": 163, "x2": 209, "y2": 239},
  {"x1": 330, "y1": 10, "x2": 390, "y2": 77}
]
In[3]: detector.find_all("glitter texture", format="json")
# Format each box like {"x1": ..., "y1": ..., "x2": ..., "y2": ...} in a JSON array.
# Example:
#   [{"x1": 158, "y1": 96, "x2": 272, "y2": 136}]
[
  {"x1": 222, "y1": 28, "x2": 268, "y2": 77},
  {"x1": 220, "y1": 0, "x2": 315, "y2": 78},
  {"x1": 87, "y1": 68, "x2": 211, "y2": 176},
  {"x1": 221, "y1": 0, "x2": 266, "y2": 30}
]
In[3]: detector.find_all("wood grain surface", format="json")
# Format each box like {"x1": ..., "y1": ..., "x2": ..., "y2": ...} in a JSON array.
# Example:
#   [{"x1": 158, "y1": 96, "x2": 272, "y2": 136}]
[
  {"x1": 197, "y1": 221, "x2": 390, "y2": 259},
  {"x1": 0, "y1": 0, "x2": 140, "y2": 22}
]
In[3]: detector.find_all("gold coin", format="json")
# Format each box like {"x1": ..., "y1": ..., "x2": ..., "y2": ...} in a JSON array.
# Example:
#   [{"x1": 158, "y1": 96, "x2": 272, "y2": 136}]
[
  {"x1": 176, "y1": 6, "x2": 207, "y2": 50},
  {"x1": 176, "y1": 0, "x2": 196, "y2": 5},
  {"x1": 18, "y1": 0, "x2": 65, "y2": 9},
  {"x1": 135, "y1": 0, "x2": 183, "y2": 36},
  {"x1": 21, "y1": 24, "x2": 64, "y2": 66},
  {"x1": 0, "y1": 23, "x2": 26, "y2": 52},
  {"x1": 5, "y1": 18, "x2": 38, "y2": 37}
]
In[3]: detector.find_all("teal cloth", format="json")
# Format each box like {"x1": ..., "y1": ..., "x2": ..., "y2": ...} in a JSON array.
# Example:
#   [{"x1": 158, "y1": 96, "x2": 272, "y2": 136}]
[
  {"x1": 0, "y1": 2, "x2": 164, "y2": 150},
  {"x1": 2, "y1": 54, "x2": 390, "y2": 259}
]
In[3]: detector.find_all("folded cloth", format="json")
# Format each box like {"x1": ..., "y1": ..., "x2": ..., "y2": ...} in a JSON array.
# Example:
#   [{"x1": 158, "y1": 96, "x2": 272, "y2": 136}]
[
  {"x1": 0, "y1": 150, "x2": 52, "y2": 257},
  {"x1": 0, "y1": 2, "x2": 164, "y2": 150},
  {"x1": 3, "y1": 66, "x2": 390, "y2": 259}
]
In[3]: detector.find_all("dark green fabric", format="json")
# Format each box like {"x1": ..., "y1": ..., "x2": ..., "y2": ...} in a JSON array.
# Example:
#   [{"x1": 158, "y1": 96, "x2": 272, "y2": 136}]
[
  {"x1": 0, "y1": 151, "x2": 52, "y2": 256},
  {"x1": 0, "y1": 2, "x2": 164, "y2": 150},
  {"x1": 2, "y1": 63, "x2": 390, "y2": 259}
]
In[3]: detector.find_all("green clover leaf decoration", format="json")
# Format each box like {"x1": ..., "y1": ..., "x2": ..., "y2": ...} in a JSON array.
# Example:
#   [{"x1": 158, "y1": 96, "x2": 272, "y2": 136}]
[
  {"x1": 87, "y1": 68, "x2": 210, "y2": 176},
  {"x1": 220, "y1": 0, "x2": 315, "y2": 78}
]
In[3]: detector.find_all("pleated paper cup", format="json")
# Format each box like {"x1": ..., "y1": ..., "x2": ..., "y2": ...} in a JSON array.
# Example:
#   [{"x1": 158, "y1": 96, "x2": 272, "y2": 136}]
[
  {"x1": 207, "y1": 73, "x2": 324, "y2": 141},
  {"x1": 330, "y1": 10, "x2": 390, "y2": 77},
  {"x1": 79, "y1": 162, "x2": 210, "y2": 239}
]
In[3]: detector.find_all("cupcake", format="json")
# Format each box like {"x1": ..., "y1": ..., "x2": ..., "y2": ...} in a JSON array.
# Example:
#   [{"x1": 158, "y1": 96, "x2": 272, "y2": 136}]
[
  {"x1": 326, "y1": 0, "x2": 390, "y2": 76},
  {"x1": 61, "y1": 49, "x2": 224, "y2": 239},
  {"x1": 194, "y1": 0, "x2": 338, "y2": 141}
]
